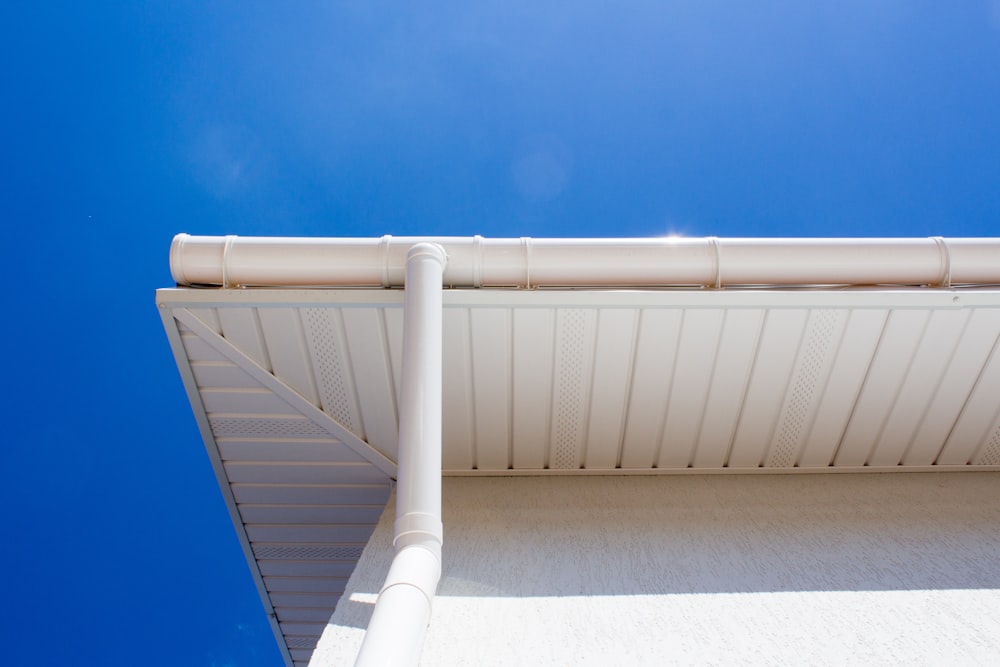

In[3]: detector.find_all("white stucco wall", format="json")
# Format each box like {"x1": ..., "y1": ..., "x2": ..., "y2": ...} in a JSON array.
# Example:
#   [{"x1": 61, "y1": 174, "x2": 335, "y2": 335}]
[{"x1": 313, "y1": 473, "x2": 1000, "y2": 665}]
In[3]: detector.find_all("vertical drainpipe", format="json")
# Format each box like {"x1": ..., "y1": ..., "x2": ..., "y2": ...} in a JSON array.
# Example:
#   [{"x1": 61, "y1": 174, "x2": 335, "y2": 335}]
[{"x1": 355, "y1": 243, "x2": 447, "y2": 667}]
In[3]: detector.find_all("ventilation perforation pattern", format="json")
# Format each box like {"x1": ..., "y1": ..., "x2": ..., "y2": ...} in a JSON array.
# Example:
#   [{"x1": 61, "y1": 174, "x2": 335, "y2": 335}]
[
  {"x1": 769, "y1": 310, "x2": 839, "y2": 467},
  {"x1": 976, "y1": 425, "x2": 1000, "y2": 465},
  {"x1": 209, "y1": 416, "x2": 329, "y2": 439},
  {"x1": 285, "y1": 637, "x2": 319, "y2": 650},
  {"x1": 302, "y1": 308, "x2": 356, "y2": 432},
  {"x1": 253, "y1": 545, "x2": 365, "y2": 560},
  {"x1": 552, "y1": 309, "x2": 588, "y2": 469}
]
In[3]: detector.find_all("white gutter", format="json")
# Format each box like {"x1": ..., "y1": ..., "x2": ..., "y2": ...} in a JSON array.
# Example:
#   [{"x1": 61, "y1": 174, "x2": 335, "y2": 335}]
[
  {"x1": 170, "y1": 234, "x2": 1000, "y2": 289},
  {"x1": 354, "y1": 243, "x2": 447, "y2": 667}
]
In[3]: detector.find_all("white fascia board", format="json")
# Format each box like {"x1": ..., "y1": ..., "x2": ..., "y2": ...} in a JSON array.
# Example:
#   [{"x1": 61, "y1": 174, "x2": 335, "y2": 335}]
[{"x1": 157, "y1": 286, "x2": 1000, "y2": 310}]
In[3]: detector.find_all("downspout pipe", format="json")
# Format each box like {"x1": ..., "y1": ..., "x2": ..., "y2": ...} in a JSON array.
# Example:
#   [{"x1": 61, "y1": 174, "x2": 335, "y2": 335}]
[
  {"x1": 170, "y1": 234, "x2": 1000, "y2": 289},
  {"x1": 354, "y1": 243, "x2": 447, "y2": 667}
]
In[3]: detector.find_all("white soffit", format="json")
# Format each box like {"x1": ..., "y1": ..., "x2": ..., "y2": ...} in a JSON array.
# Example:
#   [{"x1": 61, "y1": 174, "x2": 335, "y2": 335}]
[
  {"x1": 158, "y1": 286, "x2": 1000, "y2": 665},
  {"x1": 161, "y1": 287, "x2": 1000, "y2": 474},
  {"x1": 158, "y1": 297, "x2": 395, "y2": 667}
]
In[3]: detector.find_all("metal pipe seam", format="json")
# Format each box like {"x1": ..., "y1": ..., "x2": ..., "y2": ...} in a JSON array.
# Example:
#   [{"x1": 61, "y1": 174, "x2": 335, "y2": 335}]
[
  {"x1": 394, "y1": 511, "x2": 444, "y2": 559},
  {"x1": 354, "y1": 579, "x2": 431, "y2": 667},
  {"x1": 379, "y1": 545, "x2": 442, "y2": 608},
  {"x1": 930, "y1": 236, "x2": 952, "y2": 287}
]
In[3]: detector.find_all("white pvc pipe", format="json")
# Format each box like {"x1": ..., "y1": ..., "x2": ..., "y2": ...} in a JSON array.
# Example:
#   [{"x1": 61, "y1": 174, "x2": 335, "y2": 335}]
[
  {"x1": 170, "y1": 234, "x2": 1000, "y2": 288},
  {"x1": 355, "y1": 243, "x2": 446, "y2": 667}
]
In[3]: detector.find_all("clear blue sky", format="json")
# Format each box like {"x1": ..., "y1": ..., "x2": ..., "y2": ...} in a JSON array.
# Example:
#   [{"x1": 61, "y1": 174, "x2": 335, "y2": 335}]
[{"x1": 2, "y1": 2, "x2": 999, "y2": 665}]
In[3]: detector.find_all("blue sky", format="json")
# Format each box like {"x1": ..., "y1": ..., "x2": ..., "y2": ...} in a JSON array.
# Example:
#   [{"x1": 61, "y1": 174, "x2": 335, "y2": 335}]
[{"x1": 2, "y1": 2, "x2": 999, "y2": 665}]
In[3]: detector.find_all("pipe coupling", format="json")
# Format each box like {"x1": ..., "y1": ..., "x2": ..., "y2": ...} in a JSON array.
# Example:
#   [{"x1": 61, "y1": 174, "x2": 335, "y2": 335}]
[
  {"x1": 406, "y1": 242, "x2": 448, "y2": 268},
  {"x1": 394, "y1": 511, "x2": 443, "y2": 557}
]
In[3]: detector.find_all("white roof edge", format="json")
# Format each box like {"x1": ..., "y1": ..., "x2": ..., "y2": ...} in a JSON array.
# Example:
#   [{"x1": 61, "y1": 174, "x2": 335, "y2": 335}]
[
  {"x1": 156, "y1": 286, "x2": 1000, "y2": 309},
  {"x1": 157, "y1": 305, "x2": 296, "y2": 667},
  {"x1": 169, "y1": 234, "x2": 1000, "y2": 289}
]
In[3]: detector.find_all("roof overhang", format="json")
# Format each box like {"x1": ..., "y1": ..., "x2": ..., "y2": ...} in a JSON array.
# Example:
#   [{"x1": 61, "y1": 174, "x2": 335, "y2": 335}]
[
  {"x1": 160, "y1": 286, "x2": 1000, "y2": 476},
  {"x1": 158, "y1": 235, "x2": 1000, "y2": 665}
]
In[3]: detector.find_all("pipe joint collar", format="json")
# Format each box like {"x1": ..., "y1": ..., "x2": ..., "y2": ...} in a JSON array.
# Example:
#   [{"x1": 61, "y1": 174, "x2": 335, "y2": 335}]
[
  {"x1": 406, "y1": 242, "x2": 448, "y2": 268},
  {"x1": 394, "y1": 511, "x2": 443, "y2": 557},
  {"x1": 380, "y1": 544, "x2": 442, "y2": 604},
  {"x1": 169, "y1": 233, "x2": 190, "y2": 285}
]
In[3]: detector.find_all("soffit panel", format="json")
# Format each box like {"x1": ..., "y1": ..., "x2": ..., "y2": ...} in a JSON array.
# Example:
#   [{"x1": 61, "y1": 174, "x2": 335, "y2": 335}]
[
  {"x1": 159, "y1": 286, "x2": 1000, "y2": 664},
  {"x1": 159, "y1": 287, "x2": 1000, "y2": 477},
  {"x1": 162, "y1": 304, "x2": 393, "y2": 667}
]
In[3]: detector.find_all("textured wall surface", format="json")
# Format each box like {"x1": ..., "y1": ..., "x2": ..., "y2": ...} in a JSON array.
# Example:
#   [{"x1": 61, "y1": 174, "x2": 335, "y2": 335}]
[{"x1": 312, "y1": 473, "x2": 1000, "y2": 665}]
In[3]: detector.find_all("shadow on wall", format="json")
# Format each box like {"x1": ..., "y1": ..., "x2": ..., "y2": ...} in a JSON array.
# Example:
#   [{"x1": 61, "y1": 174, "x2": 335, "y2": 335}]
[
  {"x1": 332, "y1": 472, "x2": 1000, "y2": 630},
  {"x1": 437, "y1": 473, "x2": 1000, "y2": 597}
]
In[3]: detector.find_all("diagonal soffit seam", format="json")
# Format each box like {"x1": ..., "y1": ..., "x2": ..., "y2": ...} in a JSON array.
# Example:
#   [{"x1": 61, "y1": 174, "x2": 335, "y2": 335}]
[{"x1": 173, "y1": 307, "x2": 397, "y2": 477}]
